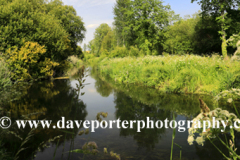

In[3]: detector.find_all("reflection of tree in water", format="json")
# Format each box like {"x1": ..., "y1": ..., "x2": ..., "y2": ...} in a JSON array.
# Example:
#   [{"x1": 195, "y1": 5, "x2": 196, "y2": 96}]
[
  {"x1": 1, "y1": 69, "x2": 88, "y2": 159},
  {"x1": 90, "y1": 68, "x2": 113, "y2": 97},
  {"x1": 114, "y1": 91, "x2": 172, "y2": 151},
  {"x1": 91, "y1": 68, "x2": 215, "y2": 117}
]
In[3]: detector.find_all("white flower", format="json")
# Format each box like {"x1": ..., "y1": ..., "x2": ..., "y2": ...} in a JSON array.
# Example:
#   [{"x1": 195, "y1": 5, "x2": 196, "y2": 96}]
[
  {"x1": 215, "y1": 108, "x2": 222, "y2": 112},
  {"x1": 188, "y1": 127, "x2": 196, "y2": 135},
  {"x1": 220, "y1": 110, "x2": 230, "y2": 117},
  {"x1": 233, "y1": 118, "x2": 240, "y2": 123},
  {"x1": 196, "y1": 114, "x2": 204, "y2": 119},
  {"x1": 227, "y1": 98, "x2": 233, "y2": 103},
  {"x1": 196, "y1": 136, "x2": 205, "y2": 146},
  {"x1": 229, "y1": 113, "x2": 237, "y2": 119},
  {"x1": 187, "y1": 136, "x2": 194, "y2": 145}
]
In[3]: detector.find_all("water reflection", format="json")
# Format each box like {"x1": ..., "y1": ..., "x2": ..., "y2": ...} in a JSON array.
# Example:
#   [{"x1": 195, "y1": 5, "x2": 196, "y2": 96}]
[
  {"x1": 114, "y1": 91, "x2": 171, "y2": 150},
  {"x1": 1, "y1": 70, "x2": 88, "y2": 160},
  {"x1": 1, "y1": 67, "x2": 240, "y2": 159}
]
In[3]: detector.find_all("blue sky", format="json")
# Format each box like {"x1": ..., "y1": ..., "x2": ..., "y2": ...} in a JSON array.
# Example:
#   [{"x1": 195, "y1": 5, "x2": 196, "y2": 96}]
[{"x1": 61, "y1": 0, "x2": 201, "y2": 47}]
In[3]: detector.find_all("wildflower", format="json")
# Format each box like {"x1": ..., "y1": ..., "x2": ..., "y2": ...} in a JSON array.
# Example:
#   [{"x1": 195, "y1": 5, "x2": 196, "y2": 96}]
[
  {"x1": 82, "y1": 143, "x2": 89, "y2": 150},
  {"x1": 220, "y1": 110, "x2": 230, "y2": 117},
  {"x1": 88, "y1": 141, "x2": 98, "y2": 149},
  {"x1": 227, "y1": 98, "x2": 233, "y2": 103},
  {"x1": 91, "y1": 149, "x2": 99, "y2": 155},
  {"x1": 187, "y1": 136, "x2": 194, "y2": 145},
  {"x1": 196, "y1": 136, "x2": 205, "y2": 146},
  {"x1": 188, "y1": 127, "x2": 195, "y2": 135},
  {"x1": 202, "y1": 117, "x2": 210, "y2": 121},
  {"x1": 78, "y1": 130, "x2": 85, "y2": 136},
  {"x1": 196, "y1": 114, "x2": 204, "y2": 119},
  {"x1": 215, "y1": 108, "x2": 221, "y2": 111},
  {"x1": 229, "y1": 113, "x2": 237, "y2": 119},
  {"x1": 85, "y1": 128, "x2": 89, "y2": 135},
  {"x1": 233, "y1": 118, "x2": 240, "y2": 123},
  {"x1": 103, "y1": 148, "x2": 108, "y2": 154}
]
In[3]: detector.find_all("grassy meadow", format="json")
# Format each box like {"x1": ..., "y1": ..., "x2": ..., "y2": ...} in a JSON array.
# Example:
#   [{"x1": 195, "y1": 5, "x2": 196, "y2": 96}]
[{"x1": 89, "y1": 54, "x2": 240, "y2": 95}]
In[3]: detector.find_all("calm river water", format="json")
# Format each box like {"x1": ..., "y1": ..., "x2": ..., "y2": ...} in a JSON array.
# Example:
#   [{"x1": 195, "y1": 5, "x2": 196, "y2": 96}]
[{"x1": 2, "y1": 68, "x2": 240, "y2": 160}]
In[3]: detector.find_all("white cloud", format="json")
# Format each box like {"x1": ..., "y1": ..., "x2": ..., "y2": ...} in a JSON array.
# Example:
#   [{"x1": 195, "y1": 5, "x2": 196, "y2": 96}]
[
  {"x1": 62, "y1": 0, "x2": 116, "y2": 7},
  {"x1": 87, "y1": 24, "x2": 100, "y2": 29}
]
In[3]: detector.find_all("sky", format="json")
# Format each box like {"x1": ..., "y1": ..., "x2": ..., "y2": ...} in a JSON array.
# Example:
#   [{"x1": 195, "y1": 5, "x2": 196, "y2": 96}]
[{"x1": 61, "y1": 0, "x2": 201, "y2": 48}]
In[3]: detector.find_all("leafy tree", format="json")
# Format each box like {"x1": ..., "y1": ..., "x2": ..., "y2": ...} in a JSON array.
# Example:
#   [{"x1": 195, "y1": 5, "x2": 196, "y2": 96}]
[
  {"x1": 193, "y1": 14, "x2": 222, "y2": 54},
  {"x1": 91, "y1": 23, "x2": 112, "y2": 56},
  {"x1": 83, "y1": 43, "x2": 87, "y2": 52},
  {"x1": 100, "y1": 29, "x2": 117, "y2": 54},
  {"x1": 191, "y1": 0, "x2": 240, "y2": 58},
  {"x1": 113, "y1": 0, "x2": 134, "y2": 47},
  {"x1": 46, "y1": 0, "x2": 86, "y2": 55},
  {"x1": 0, "y1": 0, "x2": 86, "y2": 80},
  {"x1": 0, "y1": 0, "x2": 71, "y2": 62},
  {"x1": 163, "y1": 13, "x2": 200, "y2": 54},
  {"x1": 113, "y1": 0, "x2": 174, "y2": 54}
]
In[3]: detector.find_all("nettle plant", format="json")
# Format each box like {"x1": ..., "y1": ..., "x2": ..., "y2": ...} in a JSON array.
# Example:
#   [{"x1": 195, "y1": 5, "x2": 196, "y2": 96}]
[{"x1": 188, "y1": 99, "x2": 240, "y2": 159}]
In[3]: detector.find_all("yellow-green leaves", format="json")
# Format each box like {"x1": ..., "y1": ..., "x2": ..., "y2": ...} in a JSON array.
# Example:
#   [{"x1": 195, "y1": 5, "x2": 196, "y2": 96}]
[{"x1": 6, "y1": 42, "x2": 59, "y2": 81}]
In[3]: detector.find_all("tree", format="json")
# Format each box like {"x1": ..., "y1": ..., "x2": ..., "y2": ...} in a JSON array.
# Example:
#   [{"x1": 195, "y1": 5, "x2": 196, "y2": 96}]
[
  {"x1": 113, "y1": 0, "x2": 133, "y2": 47},
  {"x1": 100, "y1": 29, "x2": 117, "y2": 54},
  {"x1": 46, "y1": 0, "x2": 86, "y2": 55},
  {"x1": 83, "y1": 43, "x2": 87, "y2": 52},
  {"x1": 0, "y1": 0, "x2": 86, "y2": 80},
  {"x1": 92, "y1": 23, "x2": 112, "y2": 56},
  {"x1": 163, "y1": 13, "x2": 200, "y2": 54},
  {"x1": 191, "y1": 0, "x2": 240, "y2": 58},
  {"x1": 113, "y1": 0, "x2": 174, "y2": 54},
  {"x1": 0, "y1": 0, "x2": 70, "y2": 62}
]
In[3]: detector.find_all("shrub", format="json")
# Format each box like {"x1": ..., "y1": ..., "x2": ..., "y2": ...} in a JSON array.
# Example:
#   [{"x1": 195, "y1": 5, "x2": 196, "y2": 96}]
[
  {"x1": 5, "y1": 42, "x2": 59, "y2": 81},
  {"x1": 0, "y1": 58, "x2": 11, "y2": 89},
  {"x1": 129, "y1": 46, "x2": 140, "y2": 57},
  {"x1": 109, "y1": 46, "x2": 128, "y2": 58}
]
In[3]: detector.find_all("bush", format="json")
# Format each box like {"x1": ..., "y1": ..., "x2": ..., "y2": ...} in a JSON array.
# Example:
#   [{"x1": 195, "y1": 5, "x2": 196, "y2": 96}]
[
  {"x1": 5, "y1": 42, "x2": 59, "y2": 81},
  {"x1": 109, "y1": 46, "x2": 128, "y2": 58},
  {"x1": 0, "y1": 58, "x2": 11, "y2": 89},
  {"x1": 129, "y1": 46, "x2": 140, "y2": 57}
]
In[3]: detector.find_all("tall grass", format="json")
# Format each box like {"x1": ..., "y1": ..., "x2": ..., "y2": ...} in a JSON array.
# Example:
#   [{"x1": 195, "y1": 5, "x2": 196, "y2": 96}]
[{"x1": 96, "y1": 54, "x2": 240, "y2": 95}]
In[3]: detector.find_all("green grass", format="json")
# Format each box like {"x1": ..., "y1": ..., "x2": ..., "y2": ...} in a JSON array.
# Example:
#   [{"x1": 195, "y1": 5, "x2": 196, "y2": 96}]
[{"x1": 93, "y1": 54, "x2": 240, "y2": 95}]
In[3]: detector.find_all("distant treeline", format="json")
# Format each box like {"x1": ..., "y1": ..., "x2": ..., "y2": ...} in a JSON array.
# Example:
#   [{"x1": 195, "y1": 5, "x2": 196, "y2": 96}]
[{"x1": 85, "y1": 0, "x2": 240, "y2": 58}]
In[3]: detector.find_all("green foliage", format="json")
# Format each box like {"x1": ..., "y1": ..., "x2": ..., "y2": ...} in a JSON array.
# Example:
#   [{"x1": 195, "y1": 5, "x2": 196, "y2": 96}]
[
  {"x1": 0, "y1": 0, "x2": 71, "y2": 62},
  {"x1": 191, "y1": 0, "x2": 240, "y2": 57},
  {"x1": 96, "y1": 55, "x2": 240, "y2": 94},
  {"x1": 91, "y1": 23, "x2": 112, "y2": 56},
  {"x1": 113, "y1": 0, "x2": 176, "y2": 54},
  {"x1": 67, "y1": 55, "x2": 84, "y2": 69},
  {"x1": 163, "y1": 13, "x2": 200, "y2": 54},
  {"x1": 5, "y1": 42, "x2": 59, "y2": 81},
  {"x1": 46, "y1": 0, "x2": 86, "y2": 54},
  {"x1": 0, "y1": 0, "x2": 86, "y2": 81},
  {"x1": 0, "y1": 57, "x2": 11, "y2": 89},
  {"x1": 109, "y1": 46, "x2": 128, "y2": 58}
]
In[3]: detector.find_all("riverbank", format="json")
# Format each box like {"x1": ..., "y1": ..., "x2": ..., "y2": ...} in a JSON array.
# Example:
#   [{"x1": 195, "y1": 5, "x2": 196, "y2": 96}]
[{"x1": 87, "y1": 55, "x2": 240, "y2": 95}]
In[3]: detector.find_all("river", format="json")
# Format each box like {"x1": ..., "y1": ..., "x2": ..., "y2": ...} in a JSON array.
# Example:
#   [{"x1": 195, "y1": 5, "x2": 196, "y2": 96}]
[{"x1": 1, "y1": 67, "x2": 240, "y2": 160}]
